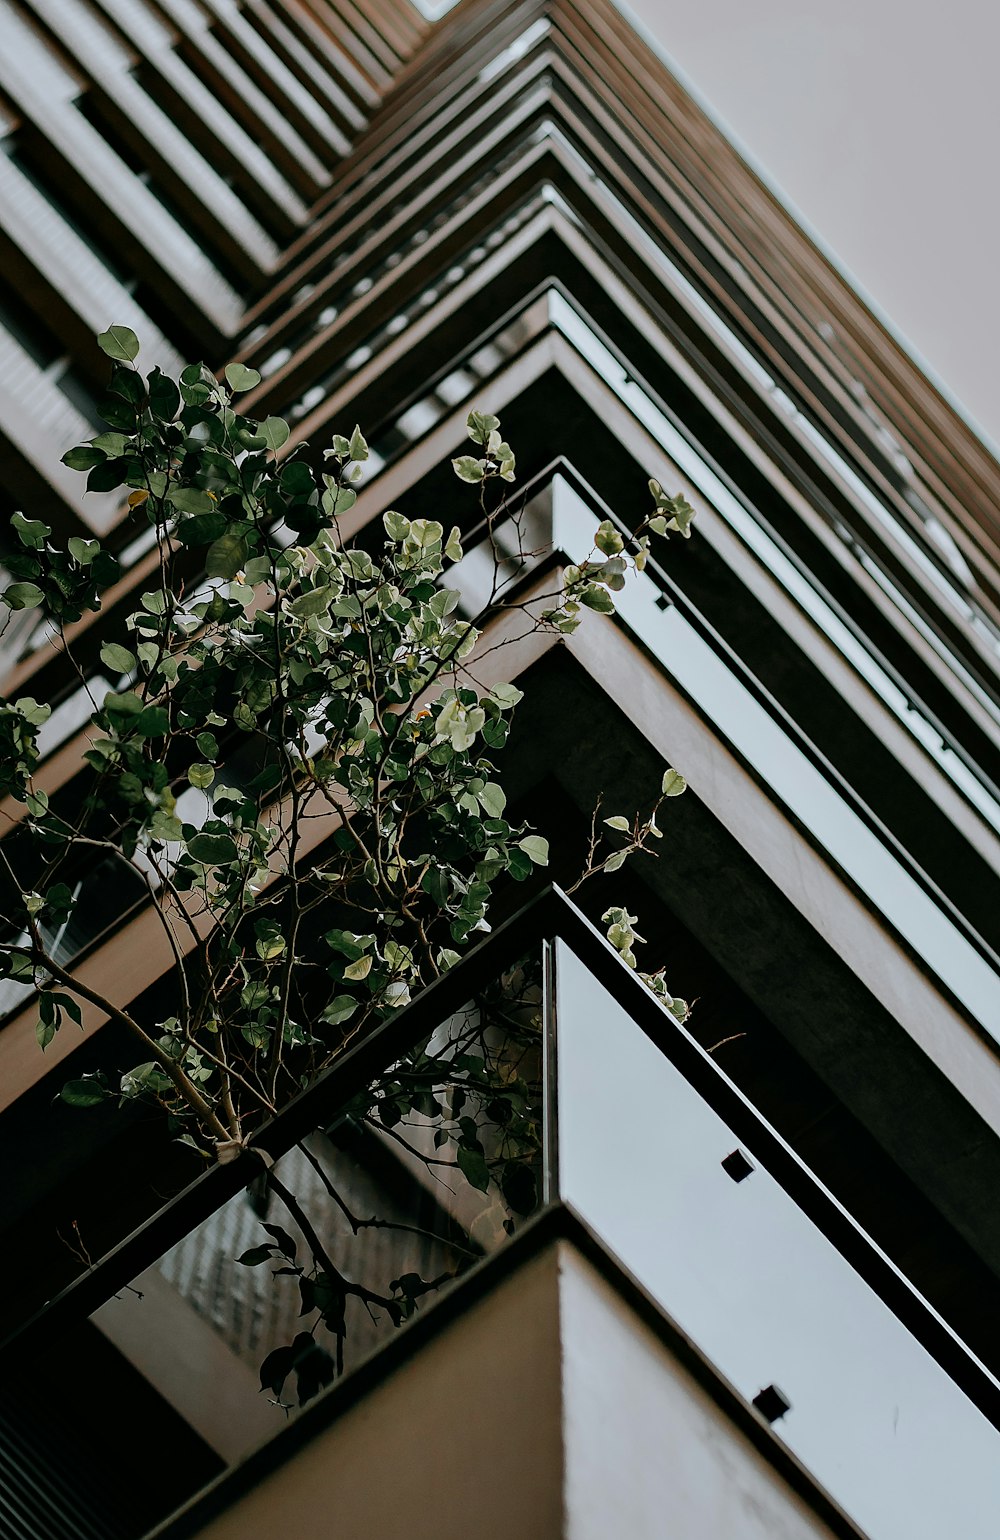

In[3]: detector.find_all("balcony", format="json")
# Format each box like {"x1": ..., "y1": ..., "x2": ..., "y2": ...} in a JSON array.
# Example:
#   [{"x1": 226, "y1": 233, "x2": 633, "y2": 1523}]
[{"x1": 2, "y1": 888, "x2": 999, "y2": 1539}]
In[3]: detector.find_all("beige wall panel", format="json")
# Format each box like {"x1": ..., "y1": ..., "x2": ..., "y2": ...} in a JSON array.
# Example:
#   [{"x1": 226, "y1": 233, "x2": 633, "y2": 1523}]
[{"x1": 186, "y1": 1245, "x2": 565, "y2": 1540}]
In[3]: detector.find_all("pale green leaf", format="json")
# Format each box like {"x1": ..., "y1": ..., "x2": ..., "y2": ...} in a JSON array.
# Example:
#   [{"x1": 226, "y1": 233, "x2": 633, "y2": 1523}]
[
  {"x1": 322, "y1": 995, "x2": 358, "y2": 1025},
  {"x1": 100, "y1": 642, "x2": 136, "y2": 675},
  {"x1": 261, "y1": 416, "x2": 290, "y2": 455},
  {"x1": 477, "y1": 782, "x2": 506, "y2": 818},
  {"x1": 169, "y1": 487, "x2": 214, "y2": 516},
  {"x1": 224, "y1": 362, "x2": 261, "y2": 393},
  {"x1": 97, "y1": 325, "x2": 139, "y2": 362},
  {"x1": 383, "y1": 510, "x2": 410, "y2": 541},
  {"x1": 3, "y1": 582, "x2": 43, "y2": 611}
]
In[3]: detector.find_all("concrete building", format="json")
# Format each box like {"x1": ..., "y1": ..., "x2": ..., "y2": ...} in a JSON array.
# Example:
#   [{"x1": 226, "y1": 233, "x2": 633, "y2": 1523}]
[{"x1": 2, "y1": 0, "x2": 1000, "y2": 1536}]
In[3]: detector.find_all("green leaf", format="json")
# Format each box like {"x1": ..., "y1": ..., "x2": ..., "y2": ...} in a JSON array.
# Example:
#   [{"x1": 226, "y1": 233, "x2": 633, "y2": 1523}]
[
  {"x1": 467, "y1": 411, "x2": 499, "y2": 446},
  {"x1": 100, "y1": 642, "x2": 136, "y2": 674},
  {"x1": 147, "y1": 367, "x2": 180, "y2": 422},
  {"x1": 507, "y1": 847, "x2": 532, "y2": 881},
  {"x1": 452, "y1": 455, "x2": 484, "y2": 483},
  {"x1": 187, "y1": 832, "x2": 238, "y2": 865},
  {"x1": 3, "y1": 582, "x2": 43, "y2": 611},
  {"x1": 61, "y1": 444, "x2": 104, "y2": 472},
  {"x1": 205, "y1": 533, "x2": 248, "y2": 579},
  {"x1": 103, "y1": 690, "x2": 143, "y2": 717},
  {"x1": 14, "y1": 697, "x2": 51, "y2": 726},
  {"x1": 289, "y1": 586, "x2": 332, "y2": 618},
  {"x1": 279, "y1": 460, "x2": 314, "y2": 495},
  {"x1": 261, "y1": 416, "x2": 290, "y2": 454},
  {"x1": 489, "y1": 683, "x2": 523, "y2": 709},
  {"x1": 660, "y1": 768, "x2": 687, "y2": 797},
  {"x1": 174, "y1": 511, "x2": 227, "y2": 546},
  {"x1": 603, "y1": 849, "x2": 628, "y2": 873},
  {"x1": 224, "y1": 362, "x2": 261, "y2": 393},
  {"x1": 444, "y1": 525, "x2": 463, "y2": 562},
  {"x1": 666, "y1": 496, "x2": 696, "y2": 538},
  {"x1": 477, "y1": 782, "x2": 506, "y2": 818},
  {"x1": 36, "y1": 1018, "x2": 56, "y2": 1050},
  {"x1": 237, "y1": 1245, "x2": 275, "y2": 1267},
  {"x1": 187, "y1": 763, "x2": 215, "y2": 789},
  {"x1": 348, "y1": 424, "x2": 368, "y2": 461},
  {"x1": 136, "y1": 705, "x2": 169, "y2": 736},
  {"x1": 68, "y1": 536, "x2": 100, "y2": 565},
  {"x1": 343, "y1": 954, "x2": 373, "y2": 982},
  {"x1": 383, "y1": 510, "x2": 410, "y2": 541},
  {"x1": 11, "y1": 512, "x2": 50, "y2": 549},
  {"x1": 322, "y1": 995, "x2": 358, "y2": 1026},
  {"x1": 98, "y1": 325, "x2": 139, "y2": 362},
  {"x1": 518, "y1": 835, "x2": 549, "y2": 866},
  {"x1": 579, "y1": 585, "x2": 615, "y2": 614},
  {"x1": 92, "y1": 432, "x2": 129, "y2": 458},
  {"x1": 501, "y1": 1161, "x2": 537, "y2": 1215},
  {"x1": 169, "y1": 487, "x2": 215, "y2": 516},
  {"x1": 595, "y1": 519, "x2": 624, "y2": 555},
  {"x1": 61, "y1": 1079, "x2": 107, "y2": 1107},
  {"x1": 604, "y1": 815, "x2": 630, "y2": 833},
  {"x1": 457, "y1": 1145, "x2": 491, "y2": 1192}
]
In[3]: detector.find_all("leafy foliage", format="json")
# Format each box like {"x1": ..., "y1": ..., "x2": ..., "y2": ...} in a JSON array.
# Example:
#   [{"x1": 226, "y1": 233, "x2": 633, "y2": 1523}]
[{"x1": 0, "y1": 328, "x2": 692, "y2": 1158}]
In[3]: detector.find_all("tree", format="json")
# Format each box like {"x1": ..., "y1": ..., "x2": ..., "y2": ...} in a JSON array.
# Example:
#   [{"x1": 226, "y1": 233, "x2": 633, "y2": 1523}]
[{"x1": 0, "y1": 328, "x2": 694, "y2": 1400}]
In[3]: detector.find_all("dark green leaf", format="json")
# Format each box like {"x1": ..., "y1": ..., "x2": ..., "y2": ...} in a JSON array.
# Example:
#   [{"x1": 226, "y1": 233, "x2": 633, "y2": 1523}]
[
  {"x1": 205, "y1": 533, "x2": 248, "y2": 579},
  {"x1": 238, "y1": 1245, "x2": 276, "y2": 1266},
  {"x1": 261, "y1": 1224, "x2": 297, "y2": 1260},
  {"x1": 457, "y1": 1145, "x2": 491, "y2": 1192},
  {"x1": 61, "y1": 444, "x2": 104, "y2": 472},
  {"x1": 174, "y1": 512, "x2": 227, "y2": 546},
  {"x1": 147, "y1": 367, "x2": 180, "y2": 421},
  {"x1": 136, "y1": 705, "x2": 169, "y2": 736},
  {"x1": 60, "y1": 1079, "x2": 106, "y2": 1107},
  {"x1": 187, "y1": 832, "x2": 238, "y2": 865},
  {"x1": 501, "y1": 1161, "x2": 537, "y2": 1215},
  {"x1": 258, "y1": 1344, "x2": 295, "y2": 1397}
]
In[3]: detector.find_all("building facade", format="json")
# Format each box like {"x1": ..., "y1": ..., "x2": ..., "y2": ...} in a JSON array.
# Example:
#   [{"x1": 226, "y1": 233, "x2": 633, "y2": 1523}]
[{"x1": 2, "y1": 0, "x2": 1000, "y2": 1536}]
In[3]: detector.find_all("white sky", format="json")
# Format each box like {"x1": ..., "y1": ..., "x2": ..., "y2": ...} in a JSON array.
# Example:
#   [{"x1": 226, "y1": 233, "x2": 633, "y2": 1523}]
[{"x1": 619, "y1": 0, "x2": 1000, "y2": 454}]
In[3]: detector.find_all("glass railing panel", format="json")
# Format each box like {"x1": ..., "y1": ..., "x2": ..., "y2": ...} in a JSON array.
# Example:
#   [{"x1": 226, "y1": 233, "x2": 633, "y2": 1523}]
[
  {"x1": 549, "y1": 473, "x2": 1000, "y2": 1041},
  {"x1": 554, "y1": 939, "x2": 1000, "y2": 1540},
  {"x1": 88, "y1": 955, "x2": 543, "y2": 1461}
]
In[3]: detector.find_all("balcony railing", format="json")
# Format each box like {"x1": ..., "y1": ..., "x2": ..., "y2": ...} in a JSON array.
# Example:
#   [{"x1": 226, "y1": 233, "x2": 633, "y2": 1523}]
[{"x1": 3, "y1": 889, "x2": 1000, "y2": 1540}]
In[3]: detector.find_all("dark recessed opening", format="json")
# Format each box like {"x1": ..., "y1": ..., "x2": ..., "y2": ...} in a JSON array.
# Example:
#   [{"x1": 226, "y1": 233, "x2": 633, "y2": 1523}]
[
  {"x1": 753, "y1": 1384, "x2": 791, "y2": 1423},
  {"x1": 722, "y1": 1148, "x2": 755, "y2": 1183}
]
